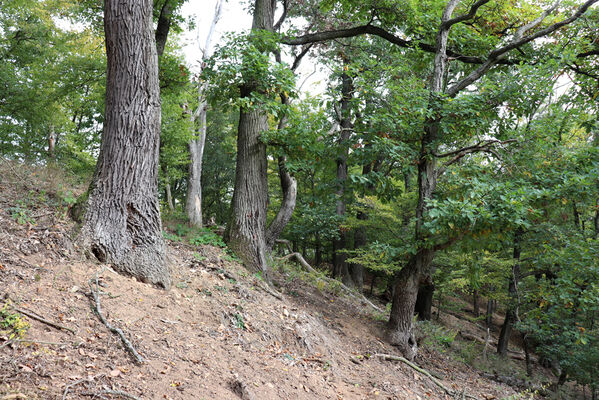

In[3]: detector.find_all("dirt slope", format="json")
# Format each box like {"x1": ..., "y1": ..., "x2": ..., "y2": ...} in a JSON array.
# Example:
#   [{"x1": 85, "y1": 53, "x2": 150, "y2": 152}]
[{"x1": 0, "y1": 163, "x2": 519, "y2": 400}]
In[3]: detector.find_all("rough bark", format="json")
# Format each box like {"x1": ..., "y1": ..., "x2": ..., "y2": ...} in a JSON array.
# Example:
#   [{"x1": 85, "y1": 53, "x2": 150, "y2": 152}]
[
  {"x1": 79, "y1": 0, "x2": 170, "y2": 288},
  {"x1": 497, "y1": 229, "x2": 522, "y2": 356},
  {"x1": 388, "y1": 250, "x2": 434, "y2": 360},
  {"x1": 226, "y1": 0, "x2": 275, "y2": 278},
  {"x1": 227, "y1": 106, "x2": 270, "y2": 277},
  {"x1": 186, "y1": 0, "x2": 222, "y2": 228},
  {"x1": 332, "y1": 69, "x2": 353, "y2": 287}
]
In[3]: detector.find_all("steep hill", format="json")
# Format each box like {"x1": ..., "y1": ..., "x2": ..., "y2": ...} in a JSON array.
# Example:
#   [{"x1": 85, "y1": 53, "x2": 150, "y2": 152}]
[{"x1": 0, "y1": 161, "x2": 560, "y2": 399}]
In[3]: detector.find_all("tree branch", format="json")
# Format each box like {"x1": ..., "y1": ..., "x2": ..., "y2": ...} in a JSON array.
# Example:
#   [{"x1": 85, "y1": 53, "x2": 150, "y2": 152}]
[
  {"x1": 447, "y1": 0, "x2": 598, "y2": 97},
  {"x1": 281, "y1": 24, "x2": 516, "y2": 65},
  {"x1": 442, "y1": 0, "x2": 492, "y2": 29}
]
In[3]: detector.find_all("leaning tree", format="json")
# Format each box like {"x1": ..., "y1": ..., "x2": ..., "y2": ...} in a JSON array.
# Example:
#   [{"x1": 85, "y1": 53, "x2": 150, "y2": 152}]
[{"x1": 78, "y1": 0, "x2": 170, "y2": 288}]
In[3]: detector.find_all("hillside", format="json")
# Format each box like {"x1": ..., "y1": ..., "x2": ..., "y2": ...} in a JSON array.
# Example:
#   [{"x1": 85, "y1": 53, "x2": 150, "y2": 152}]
[{"x1": 0, "y1": 162, "x2": 567, "y2": 399}]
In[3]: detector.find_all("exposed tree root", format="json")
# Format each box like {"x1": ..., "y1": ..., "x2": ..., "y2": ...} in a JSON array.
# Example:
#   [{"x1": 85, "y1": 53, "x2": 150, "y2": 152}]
[
  {"x1": 88, "y1": 273, "x2": 145, "y2": 364},
  {"x1": 278, "y1": 252, "x2": 383, "y2": 312},
  {"x1": 375, "y1": 353, "x2": 481, "y2": 400}
]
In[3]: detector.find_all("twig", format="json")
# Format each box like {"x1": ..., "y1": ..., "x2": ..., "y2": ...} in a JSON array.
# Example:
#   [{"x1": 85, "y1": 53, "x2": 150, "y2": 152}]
[
  {"x1": 99, "y1": 387, "x2": 142, "y2": 400},
  {"x1": 88, "y1": 273, "x2": 145, "y2": 364},
  {"x1": 12, "y1": 306, "x2": 76, "y2": 334},
  {"x1": 12, "y1": 339, "x2": 69, "y2": 346},
  {"x1": 62, "y1": 375, "x2": 100, "y2": 400},
  {"x1": 375, "y1": 353, "x2": 481, "y2": 400},
  {"x1": 279, "y1": 253, "x2": 383, "y2": 312}
]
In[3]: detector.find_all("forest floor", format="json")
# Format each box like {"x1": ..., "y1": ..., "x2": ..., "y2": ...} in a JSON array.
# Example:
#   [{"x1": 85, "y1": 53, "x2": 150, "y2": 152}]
[{"x1": 0, "y1": 161, "x2": 576, "y2": 400}]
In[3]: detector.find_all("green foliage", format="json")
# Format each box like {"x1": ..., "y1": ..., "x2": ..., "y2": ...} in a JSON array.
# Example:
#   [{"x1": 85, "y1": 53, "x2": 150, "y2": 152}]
[
  {"x1": 189, "y1": 229, "x2": 226, "y2": 248},
  {"x1": 0, "y1": 302, "x2": 30, "y2": 340},
  {"x1": 417, "y1": 320, "x2": 456, "y2": 351},
  {"x1": 203, "y1": 31, "x2": 296, "y2": 114}
]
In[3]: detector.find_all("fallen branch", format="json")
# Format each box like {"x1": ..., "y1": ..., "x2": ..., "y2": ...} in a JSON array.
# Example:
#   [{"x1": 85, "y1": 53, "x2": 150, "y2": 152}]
[
  {"x1": 375, "y1": 353, "x2": 481, "y2": 400},
  {"x1": 12, "y1": 306, "x2": 76, "y2": 334},
  {"x1": 279, "y1": 252, "x2": 383, "y2": 313},
  {"x1": 96, "y1": 387, "x2": 142, "y2": 400},
  {"x1": 88, "y1": 274, "x2": 145, "y2": 364},
  {"x1": 195, "y1": 262, "x2": 239, "y2": 281},
  {"x1": 12, "y1": 339, "x2": 69, "y2": 346}
]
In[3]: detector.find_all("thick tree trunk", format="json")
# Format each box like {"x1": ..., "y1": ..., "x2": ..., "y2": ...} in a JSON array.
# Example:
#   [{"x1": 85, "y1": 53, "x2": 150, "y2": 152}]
[
  {"x1": 226, "y1": 0, "x2": 274, "y2": 279},
  {"x1": 388, "y1": 249, "x2": 434, "y2": 360},
  {"x1": 497, "y1": 229, "x2": 522, "y2": 356},
  {"x1": 227, "y1": 106, "x2": 269, "y2": 277},
  {"x1": 333, "y1": 69, "x2": 353, "y2": 287},
  {"x1": 79, "y1": 0, "x2": 170, "y2": 288}
]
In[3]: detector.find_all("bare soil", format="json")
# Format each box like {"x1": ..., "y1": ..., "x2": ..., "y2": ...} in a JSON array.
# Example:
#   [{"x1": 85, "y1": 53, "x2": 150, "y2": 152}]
[{"x1": 0, "y1": 162, "x2": 544, "y2": 399}]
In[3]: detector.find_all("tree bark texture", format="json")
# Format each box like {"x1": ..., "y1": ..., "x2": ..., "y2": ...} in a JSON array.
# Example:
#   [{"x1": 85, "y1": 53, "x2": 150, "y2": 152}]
[
  {"x1": 79, "y1": 0, "x2": 170, "y2": 288},
  {"x1": 226, "y1": 0, "x2": 274, "y2": 278},
  {"x1": 388, "y1": 249, "x2": 434, "y2": 360},
  {"x1": 333, "y1": 70, "x2": 353, "y2": 287},
  {"x1": 227, "y1": 106, "x2": 270, "y2": 277}
]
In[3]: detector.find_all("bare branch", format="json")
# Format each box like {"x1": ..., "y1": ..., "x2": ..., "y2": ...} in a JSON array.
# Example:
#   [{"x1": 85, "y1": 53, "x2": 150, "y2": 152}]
[
  {"x1": 442, "y1": 0, "x2": 492, "y2": 29},
  {"x1": 273, "y1": 0, "x2": 288, "y2": 32}
]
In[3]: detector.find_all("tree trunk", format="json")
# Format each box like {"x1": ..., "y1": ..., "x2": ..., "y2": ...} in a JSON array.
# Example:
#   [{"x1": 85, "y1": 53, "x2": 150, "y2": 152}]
[
  {"x1": 351, "y1": 214, "x2": 366, "y2": 291},
  {"x1": 415, "y1": 275, "x2": 434, "y2": 321},
  {"x1": 227, "y1": 106, "x2": 269, "y2": 278},
  {"x1": 186, "y1": 0, "x2": 222, "y2": 228},
  {"x1": 186, "y1": 126, "x2": 206, "y2": 226},
  {"x1": 486, "y1": 299, "x2": 495, "y2": 328},
  {"x1": 388, "y1": 250, "x2": 434, "y2": 360},
  {"x1": 78, "y1": 0, "x2": 170, "y2": 288},
  {"x1": 386, "y1": 0, "x2": 458, "y2": 358},
  {"x1": 47, "y1": 124, "x2": 56, "y2": 159},
  {"x1": 497, "y1": 229, "x2": 522, "y2": 356},
  {"x1": 333, "y1": 69, "x2": 353, "y2": 287},
  {"x1": 165, "y1": 181, "x2": 175, "y2": 212},
  {"x1": 226, "y1": 0, "x2": 274, "y2": 279},
  {"x1": 315, "y1": 233, "x2": 322, "y2": 266},
  {"x1": 155, "y1": 0, "x2": 173, "y2": 58}
]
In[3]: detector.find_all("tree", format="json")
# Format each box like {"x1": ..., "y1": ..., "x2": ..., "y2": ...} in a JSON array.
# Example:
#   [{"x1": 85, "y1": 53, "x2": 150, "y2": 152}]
[
  {"x1": 284, "y1": 0, "x2": 598, "y2": 359},
  {"x1": 78, "y1": 0, "x2": 170, "y2": 288},
  {"x1": 186, "y1": 0, "x2": 223, "y2": 227}
]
